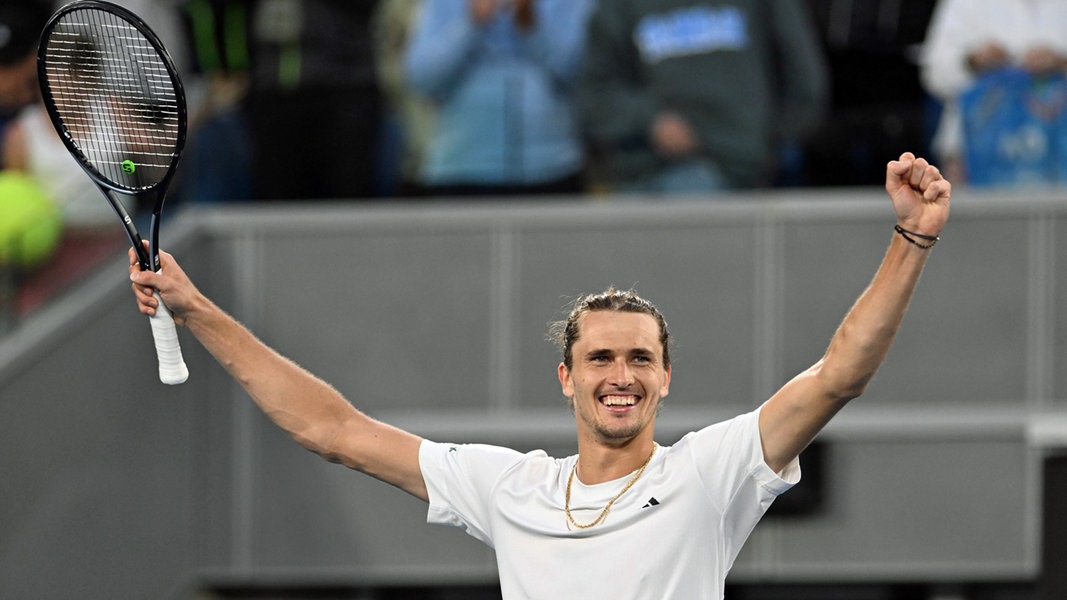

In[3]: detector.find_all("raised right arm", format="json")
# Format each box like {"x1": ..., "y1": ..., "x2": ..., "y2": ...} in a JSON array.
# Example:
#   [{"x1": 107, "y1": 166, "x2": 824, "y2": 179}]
[{"x1": 129, "y1": 248, "x2": 428, "y2": 501}]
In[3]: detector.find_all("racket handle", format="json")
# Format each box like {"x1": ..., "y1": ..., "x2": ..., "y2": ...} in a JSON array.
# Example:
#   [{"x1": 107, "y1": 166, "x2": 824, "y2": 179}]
[{"x1": 149, "y1": 291, "x2": 188, "y2": 385}]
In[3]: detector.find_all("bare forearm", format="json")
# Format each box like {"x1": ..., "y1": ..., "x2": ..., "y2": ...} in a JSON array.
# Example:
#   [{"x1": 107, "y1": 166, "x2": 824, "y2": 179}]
[
  {"x1": 815, "y1": 232, "x2": 930, "y2": 400},
  {"x1": 184, "y1": 295, "x2": 357, "y2": 456},
  {"x1": 184, "y1": 297, "x2": 426, "y2": 499}
]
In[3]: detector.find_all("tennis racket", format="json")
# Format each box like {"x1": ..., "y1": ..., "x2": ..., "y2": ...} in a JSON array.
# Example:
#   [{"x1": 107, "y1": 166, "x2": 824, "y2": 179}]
[{"x1": 37, "y1": 0, "x2": 189, "y2": 385}]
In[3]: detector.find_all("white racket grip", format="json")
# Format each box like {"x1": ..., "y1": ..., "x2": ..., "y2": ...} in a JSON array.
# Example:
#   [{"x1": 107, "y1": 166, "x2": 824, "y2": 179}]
[{"x1": 149, "y1": 290, "x2": 188, "y2": 384}]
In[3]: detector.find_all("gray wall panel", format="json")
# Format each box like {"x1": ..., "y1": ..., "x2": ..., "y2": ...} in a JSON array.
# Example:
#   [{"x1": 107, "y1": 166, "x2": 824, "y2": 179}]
[
  {"x1": 780, "y1": 220, "x2": 886, "y2": 384},
  {"x1": 755, "y1": 437, "x2": 1032, "y2": 580},
  {"x1": 1054, "y1": 215, "x2": 1067, "y2": 407},
  {"x1": 250, "y1": 422, "x2": 493, "y2": 572},
  {"x1": 0, "y1": 286, "x2": 201, "y2": 597},
  {"x1": 259, "y1": 232, "x2": 495, "y2": 412},
  {"x1": 781, "y1": 217, "x2": 1031, "y2": 407}
]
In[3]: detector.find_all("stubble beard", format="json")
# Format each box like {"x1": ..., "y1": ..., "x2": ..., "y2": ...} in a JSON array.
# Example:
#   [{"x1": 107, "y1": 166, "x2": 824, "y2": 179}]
[{"x1": 573, "y1": 396, "x2": 658, "y2": 444}]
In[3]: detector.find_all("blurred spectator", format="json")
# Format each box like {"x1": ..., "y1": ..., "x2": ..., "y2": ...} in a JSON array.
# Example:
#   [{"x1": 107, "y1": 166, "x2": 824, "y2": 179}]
[
  {"x1": 578, "y1": 0, "x2": 828, "y2": 195},
  {"x1": 174, "y1": 0, "x2": 255, "y2": 204},
  {"x1": 0, "y1": 2, "x2": 50, "y2": 151},
  {"x1": 3, "y1": 103, "x2": 116, "y2": 237},
  {"x1": 801, "y1": 0, "x2": 937, "y2": 187},
  {"x1": 246, "y1": 0, "x2": 382, "y2": 200},
  {"x1": 0, "y1": 170, "x2": 62, "y2": 331},
  {"x1": 0, "y1": 1, "x2": 124, "y2": 318},
  {"x1": 113, "y1": 0, "x2": 192, "y2": 73},
  {"x1": 0, "y1": 2, "x2": 78, "y2": 320},
  {"x1": 405, "y1": 0, "x2": 595, "y2": 197},
  {"x1": 3, "y1": 100, "x2": 128, "y2": 315},
  {"x1": 921, "y1": 0, "x2": 1067, "y2": 186},
  {"x1": 373, "y1": 0, "x2": 436, "y2": 197}
]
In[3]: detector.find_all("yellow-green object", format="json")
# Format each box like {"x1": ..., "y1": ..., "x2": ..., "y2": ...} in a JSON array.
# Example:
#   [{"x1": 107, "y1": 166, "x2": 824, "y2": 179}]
[{"x1": 0, "y1": 172, "x2": 63, "y2": 269}]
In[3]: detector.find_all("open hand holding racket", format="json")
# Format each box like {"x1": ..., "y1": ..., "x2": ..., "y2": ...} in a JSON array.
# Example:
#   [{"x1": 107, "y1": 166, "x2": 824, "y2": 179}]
[{"x1": 37, "y1": 0, "x2": 189, "y2": 384}]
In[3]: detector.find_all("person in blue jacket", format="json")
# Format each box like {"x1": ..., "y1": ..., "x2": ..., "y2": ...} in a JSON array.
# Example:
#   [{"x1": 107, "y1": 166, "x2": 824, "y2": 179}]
[{"x1": 404, "y1": 0, "x2": 595, "y2": 197}]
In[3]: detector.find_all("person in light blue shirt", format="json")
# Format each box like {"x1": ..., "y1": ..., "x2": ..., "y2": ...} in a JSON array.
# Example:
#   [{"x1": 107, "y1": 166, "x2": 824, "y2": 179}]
[{"x1": 404, "y1": 0, "x2": 595, "y2": 197}]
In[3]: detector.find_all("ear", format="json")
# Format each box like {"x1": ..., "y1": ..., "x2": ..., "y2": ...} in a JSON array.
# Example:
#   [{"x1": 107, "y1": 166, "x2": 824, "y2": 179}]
[
  {"x1": 661, "y1": 364, "x2": 672, "y2": 397},
  {"x1": 558, "y1": 362, "x2": 574, "y2": 398}
]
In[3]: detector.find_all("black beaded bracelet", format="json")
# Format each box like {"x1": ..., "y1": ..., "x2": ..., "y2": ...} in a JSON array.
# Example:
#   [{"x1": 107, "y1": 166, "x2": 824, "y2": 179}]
[{"x1": 894, "y1": 224, "x2": 939, "y2": 249}]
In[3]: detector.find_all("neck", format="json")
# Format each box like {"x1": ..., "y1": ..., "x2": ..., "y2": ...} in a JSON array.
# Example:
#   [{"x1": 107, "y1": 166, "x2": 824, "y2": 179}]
[{"x1": 574, "y1": 437, "x2": 657, "y2": 485}]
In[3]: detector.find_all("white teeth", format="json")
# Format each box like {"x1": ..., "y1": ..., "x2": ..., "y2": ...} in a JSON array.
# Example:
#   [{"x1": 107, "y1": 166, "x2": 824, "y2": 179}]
[{"x1": 602, "y1": 396, "x2": 637, "y2": 406}]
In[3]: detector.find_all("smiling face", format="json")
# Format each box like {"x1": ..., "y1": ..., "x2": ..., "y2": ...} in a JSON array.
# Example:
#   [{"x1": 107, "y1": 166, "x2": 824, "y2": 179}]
[{"x1": 558, "y1": 311, "x2": 672, "y2": 447}]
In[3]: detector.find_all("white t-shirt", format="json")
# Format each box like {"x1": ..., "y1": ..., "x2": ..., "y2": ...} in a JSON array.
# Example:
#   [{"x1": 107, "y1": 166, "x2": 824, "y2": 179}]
[{"x1": 419, "y1": 407, "x2": 800, "y2": 599}]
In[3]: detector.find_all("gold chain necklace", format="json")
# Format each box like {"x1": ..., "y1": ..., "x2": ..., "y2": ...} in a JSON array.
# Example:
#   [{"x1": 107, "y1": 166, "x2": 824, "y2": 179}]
[{"x1": 565, "y1": 445, "x2": 657, "y2": 530}]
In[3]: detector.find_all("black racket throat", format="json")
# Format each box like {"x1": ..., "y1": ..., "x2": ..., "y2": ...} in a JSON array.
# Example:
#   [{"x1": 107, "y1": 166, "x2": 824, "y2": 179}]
[{"x1": 102, "y1": 187, "x2": 163, "y2": 272}]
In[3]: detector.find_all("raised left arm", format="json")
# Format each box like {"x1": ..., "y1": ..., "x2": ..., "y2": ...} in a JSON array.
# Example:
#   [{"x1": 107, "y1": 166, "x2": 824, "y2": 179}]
[{"x1": 758, "y1": 152, "x2": 951, "y2": 473}]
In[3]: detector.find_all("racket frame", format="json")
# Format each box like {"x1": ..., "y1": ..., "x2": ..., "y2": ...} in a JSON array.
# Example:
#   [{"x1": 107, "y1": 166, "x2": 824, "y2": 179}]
[{"x1": 36, "y1": 0, "x2": 188, "y2": 274}]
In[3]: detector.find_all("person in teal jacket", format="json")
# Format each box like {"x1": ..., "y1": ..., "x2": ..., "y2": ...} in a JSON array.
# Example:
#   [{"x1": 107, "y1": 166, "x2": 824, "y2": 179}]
[
  {"x1": 579, "y1": 0, "x2": 829, "y2": 194},
  {"x1": 404, "y1": 0, "x2": 595, "y2": 197}
]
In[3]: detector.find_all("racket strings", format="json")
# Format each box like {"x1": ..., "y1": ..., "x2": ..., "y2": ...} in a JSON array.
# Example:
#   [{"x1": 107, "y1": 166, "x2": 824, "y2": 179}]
[{"x1": 41, "y1": 9, "x2": 182, "y2": 190}]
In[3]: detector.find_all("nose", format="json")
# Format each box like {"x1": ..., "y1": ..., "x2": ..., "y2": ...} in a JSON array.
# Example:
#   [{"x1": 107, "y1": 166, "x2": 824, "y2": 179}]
[{"x1": 608, "y1": 358, "x2": 635, "y2": 387}]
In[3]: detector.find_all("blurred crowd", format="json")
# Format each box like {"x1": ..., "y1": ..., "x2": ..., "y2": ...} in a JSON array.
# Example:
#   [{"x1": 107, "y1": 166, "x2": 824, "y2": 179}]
[{"x1": 1, "y1": 0, "x2": 1066, "y2": 328}]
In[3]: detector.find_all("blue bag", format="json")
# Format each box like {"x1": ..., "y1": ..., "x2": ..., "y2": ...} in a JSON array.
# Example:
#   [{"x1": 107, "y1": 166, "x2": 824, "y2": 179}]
[{"x1": 960, "y1": 68, "x2": 1067, "y2": 186}]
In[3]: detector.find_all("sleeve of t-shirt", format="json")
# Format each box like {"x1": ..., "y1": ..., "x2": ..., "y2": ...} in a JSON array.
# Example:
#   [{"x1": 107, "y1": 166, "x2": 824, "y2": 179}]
[
  {"x1": 687, "y1": 405, "x2": 798, "y2": 514},
  {"x1": 419, "y1": 440, "x2": 528, "y2": 547},
  {"x1": 685, "y1": 406, "x2": 801, "y2": 562}
]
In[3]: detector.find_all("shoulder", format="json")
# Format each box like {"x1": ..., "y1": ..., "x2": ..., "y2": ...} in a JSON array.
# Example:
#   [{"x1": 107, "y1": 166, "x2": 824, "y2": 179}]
[
  {"x1": 420, "y1": 440, "x2": 553, "y2": 477},
  {"x1": 687, "y1": 408, "x2": 760, "y2": 440},
  {"x1": 419, "y1": 441, "x2": 562, "y2": 506},
  {"x1": 670, "y1": 408, "x2": 762, "y2": 462}
]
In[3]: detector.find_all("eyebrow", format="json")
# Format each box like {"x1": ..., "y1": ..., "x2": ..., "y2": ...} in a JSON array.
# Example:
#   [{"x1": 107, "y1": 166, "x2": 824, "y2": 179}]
[{"x1": 584, "y1": 347, "x2": 657, "y2": 358}]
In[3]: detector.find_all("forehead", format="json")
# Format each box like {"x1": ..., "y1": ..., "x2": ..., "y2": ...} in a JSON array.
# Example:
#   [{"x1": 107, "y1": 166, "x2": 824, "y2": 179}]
[{"x1": 575, "y1": 311, "x2": 662, "y2": 351}]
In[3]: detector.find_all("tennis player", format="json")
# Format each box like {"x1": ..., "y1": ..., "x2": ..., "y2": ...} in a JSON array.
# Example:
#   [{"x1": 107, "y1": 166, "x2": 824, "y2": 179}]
[{"x1": 129, "y1": 152, "x2": 950, "y2": 599}]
